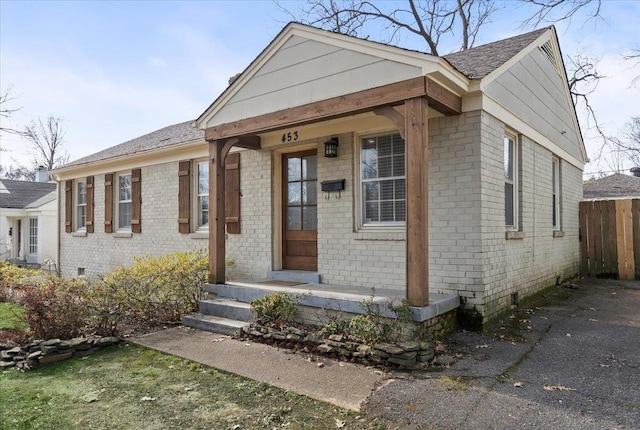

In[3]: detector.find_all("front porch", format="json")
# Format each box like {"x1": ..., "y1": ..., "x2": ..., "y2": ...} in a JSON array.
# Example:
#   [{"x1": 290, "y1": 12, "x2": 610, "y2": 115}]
[{"x1": 182, "y1": 274, "x2": 460, "y2": 337}]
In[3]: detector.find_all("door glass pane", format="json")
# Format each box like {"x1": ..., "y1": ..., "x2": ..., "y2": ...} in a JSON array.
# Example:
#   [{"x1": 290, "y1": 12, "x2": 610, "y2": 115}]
[
  {"x1": 303, "y1": 181, "x2": 317, "y2": 204},
  {"x1": 288, "y1": 157, "x2": 301, "y2": 181},
  {"x1": 303, "y1": 206, "x2": 317, "y2": 230},
  {"x1": 302, "y1": 155, "x2": 317, "y2": 180},
  {"x1": 287, "y1": 206, "x2": 301, "y2": 230},
  {"x1": 288, "y1": 183, "x2": 301, "y2": 205}
]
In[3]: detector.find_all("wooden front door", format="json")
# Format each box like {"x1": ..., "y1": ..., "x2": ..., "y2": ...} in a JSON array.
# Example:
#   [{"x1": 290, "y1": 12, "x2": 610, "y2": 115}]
[{"x1": 283, "y1": 150, "x2": 318, "y2": 271}]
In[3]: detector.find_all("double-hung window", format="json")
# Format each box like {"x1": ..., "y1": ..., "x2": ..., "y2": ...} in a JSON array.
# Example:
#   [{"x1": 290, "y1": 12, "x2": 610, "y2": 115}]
[
  {"x1": 504, "y1": 133, "x2": 519, "y2": 229},
  {"x1": 197, "y1": 160, "x2": 209, "y2": 229},
  {"x1": 361, "y1": 133, "x2": 406, "y2": 226},
  {"x1": 29, "y1": 218, "x2": 38, "y2": 255},
  {"x1": 76, "y1": 180, "x2": 87, "y2": 230},
  {"x1": 552, "y1": 157, "x2": 561, "y2": 230},
  {"x1": 117, "y1": 173, "x2": 132, "y2": 230}
]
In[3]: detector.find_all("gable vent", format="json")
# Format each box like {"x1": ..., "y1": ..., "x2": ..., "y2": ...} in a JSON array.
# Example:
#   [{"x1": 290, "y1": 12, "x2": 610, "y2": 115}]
[{"x1": 540, "y1": 41, "x2": 560, "y2": 73}]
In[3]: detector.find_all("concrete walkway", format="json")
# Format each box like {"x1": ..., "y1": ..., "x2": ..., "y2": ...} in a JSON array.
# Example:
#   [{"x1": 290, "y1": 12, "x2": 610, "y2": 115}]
[{"x1": 132, "y1": 326, "x2": 383, "y2": 411}]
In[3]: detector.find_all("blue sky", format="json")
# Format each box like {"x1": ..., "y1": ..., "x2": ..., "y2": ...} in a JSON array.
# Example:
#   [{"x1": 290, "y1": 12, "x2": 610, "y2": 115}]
[{"x1": 1, "y1": 0, "x2": 638, "y2": 176}]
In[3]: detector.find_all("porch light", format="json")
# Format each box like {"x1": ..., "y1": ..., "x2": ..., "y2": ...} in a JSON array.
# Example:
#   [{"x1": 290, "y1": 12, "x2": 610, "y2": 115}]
[{"x1": 324, "y1": 137, "x2": 339, "y2": 158}]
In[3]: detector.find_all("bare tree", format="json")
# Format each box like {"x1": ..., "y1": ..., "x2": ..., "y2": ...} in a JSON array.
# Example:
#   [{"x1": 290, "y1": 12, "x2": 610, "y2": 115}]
[
  {"x1": 520, "y1": 0, "x2": 602, "y2": 27},
  {"x1": 0, "y1": 85, "x2": 23, "y2": 135},
  {"x1": 276, "y1": 0, "x2": 498, "y2": 55},
  {"x1": 609, "y1": 117, "x2": 640, "y2": 167},
  {"x1": 21, "y1": 116, "x2": 69, "y2": 171},
  {"x1": 0, "y1": 164, "x2": 35, "y2": 181}
]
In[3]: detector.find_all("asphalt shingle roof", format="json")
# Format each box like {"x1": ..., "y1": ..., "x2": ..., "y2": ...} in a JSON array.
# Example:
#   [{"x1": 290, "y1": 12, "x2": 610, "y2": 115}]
[
  {"x1": 583, "y1": 173, "x2": 640, "y2": 200},
  {"x1": 0, "y1": 180, "x2": 57, "y2": 209},
  {"x1": 443, "y1": 27, "x2": 549, "y2": 79},
  {"x1": 61, "y1": 120, "x2": 204, "y2": 169}
]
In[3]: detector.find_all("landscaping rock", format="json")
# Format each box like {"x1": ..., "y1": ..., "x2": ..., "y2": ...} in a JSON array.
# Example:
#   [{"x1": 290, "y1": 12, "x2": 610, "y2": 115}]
[
  {"x1": 388, "y1": 356, "x2": 416, "y2": 367},
  {"x1": 317, "y1": 344, "x2": 334, "y2": 354},
  {"x1": 0, "y1": 360, "x2": 15, "y2": 369},
  {"x1": 287, "y1": 327, "x2": 306, "y2": 337},
  {"x1": 374, "y1": 343, "x2": 404, "y2": 355},
  {"x1": 356, "y1": 345, "x2": 372, "y2": 355},
  {"x1": 303, "y1": 335, "x2": 324, "y2": 345},
  {"x1": 27, "y1": 351, "x2": 42, "y2": 360},
  {"x1": 41, "y1": 339, "x2": 62, "y2": 347},
  {"x1": 1, "y1": 350, "x2": 12, "y2": 360},
  {"x1": 434, "y1": 355, "x2": 456, "y2": 366},
  {"x1": 95, "y1": 336, "x2": 119, "y2": 346},
  {"x1": 328, "y1": 334, "x2": 344, "y2": 342},
  {"x1": 39, "y1": 351, "x2": 73, "y2": 365},
  {"x1": 397, "y1": 341, "x2": 420, "y2": 352},
  {"x1": 394, "y1": 351, "x2": 417, "y2": 361},
  {"x1": 40, "y1": 345, "x2": 59, "y2": 354}
]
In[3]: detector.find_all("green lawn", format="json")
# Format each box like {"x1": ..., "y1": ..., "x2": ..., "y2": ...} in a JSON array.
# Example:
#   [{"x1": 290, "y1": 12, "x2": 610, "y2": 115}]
[
  {"x1": 0, "y1": 302, "x2": 28, "y2": 330},
  {"x1": 0, "y1": 344, "x2": 383, "y2": 429}
]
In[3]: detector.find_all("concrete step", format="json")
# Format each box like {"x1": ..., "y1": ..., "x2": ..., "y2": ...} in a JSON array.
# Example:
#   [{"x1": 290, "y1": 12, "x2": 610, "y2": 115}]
[
  {"x1": 181, "y1": 314, "x2": 249, "y2": 336},
  {"x1": 199, "y1": 299, "x2": 254, "y2": 322},
  {"x1": 267, "y1": 270, "x2": 321, "y2": 284},
  {"x1": 204, "y1": 283, "x2": 272, "y2": 303}
]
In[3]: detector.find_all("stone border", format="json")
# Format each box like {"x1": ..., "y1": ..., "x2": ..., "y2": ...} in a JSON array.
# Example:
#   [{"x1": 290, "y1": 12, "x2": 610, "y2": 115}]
[
  {"x1": 241, "y1": 324, "x2": 455, "y2": 370},
  {"x1": 0, "y1": 336, "x2": 120, "y2": 371}
]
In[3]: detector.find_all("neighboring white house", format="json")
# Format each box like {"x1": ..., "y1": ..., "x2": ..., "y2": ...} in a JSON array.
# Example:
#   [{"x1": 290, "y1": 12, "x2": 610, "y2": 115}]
[
  {"x1": 0, "y1": 177, "x2": 57, "y2": 267},
  {"x1": 52, "y1": 23, "x2": 586, "y2": 328}
]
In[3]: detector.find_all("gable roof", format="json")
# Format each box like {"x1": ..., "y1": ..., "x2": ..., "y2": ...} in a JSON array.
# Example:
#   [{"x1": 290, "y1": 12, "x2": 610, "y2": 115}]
[
  {"x1": 443, "y1": 28, "x2": 549, "y2": 79},
  {"x1": 60, "y1": 120, "x2": 203, "y2": 169},
  {"x1": 583, "y1": 173, "x2": 640, "y2": 200},
  {"x1": 0, "y1": 180, "x2": 56, "y2": 209}
]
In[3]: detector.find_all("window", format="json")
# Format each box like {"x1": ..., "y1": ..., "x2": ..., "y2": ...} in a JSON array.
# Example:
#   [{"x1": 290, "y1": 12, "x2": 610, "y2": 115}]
[
  {"x1": 29, "y1": 218, "x2": 37, "y2": 255},
  {"x1": 552, "y1": 157, "x2": 561, "y2": 229},
  {"x1": 117, "y1": 173, "x2": 132, "y2": 230},
  {"x1": 76, "y1": 180, "x2": 87, "y2": 230},
  {"x1": 197, "y1": 161, "x2": 209, "y2": 229},
  {"x1": 504, "y1": 134, "x2": 519, "y2": 229},
  {"x1": 360, "y1": 133, "x2": 406, "y2": 226}
]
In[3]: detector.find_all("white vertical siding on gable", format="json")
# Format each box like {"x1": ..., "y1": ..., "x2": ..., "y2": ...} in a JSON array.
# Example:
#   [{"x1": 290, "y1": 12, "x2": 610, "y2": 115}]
[
  {"x1": 484, "y1": 49, "x2": 583, "y2": 161},
  {"x1": 206, "y1": 37, "x2": 422, "y2": 128}
]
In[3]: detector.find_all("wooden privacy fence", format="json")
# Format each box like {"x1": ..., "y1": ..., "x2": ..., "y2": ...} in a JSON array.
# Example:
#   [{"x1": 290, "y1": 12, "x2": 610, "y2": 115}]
[{"x1": 579, "y1": 199, "x2": 640, "y2": 279}]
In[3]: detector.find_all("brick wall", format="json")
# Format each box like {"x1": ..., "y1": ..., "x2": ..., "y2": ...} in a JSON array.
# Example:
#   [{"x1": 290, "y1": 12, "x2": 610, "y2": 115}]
[{"x1": 479, "y1": 111, "x2": 581, "y2": 322}]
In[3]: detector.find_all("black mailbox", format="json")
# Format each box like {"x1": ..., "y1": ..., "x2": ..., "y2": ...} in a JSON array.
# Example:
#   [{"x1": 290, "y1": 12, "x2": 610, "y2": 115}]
[{"x1": 321, "y1": 179, "x2": 345, "y2": 192}]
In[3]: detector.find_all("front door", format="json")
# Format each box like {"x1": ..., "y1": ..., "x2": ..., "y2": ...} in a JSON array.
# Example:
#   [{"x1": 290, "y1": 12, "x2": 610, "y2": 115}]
[{"x1": 283, "y1": 150, "x2": 318, "y2": 271}]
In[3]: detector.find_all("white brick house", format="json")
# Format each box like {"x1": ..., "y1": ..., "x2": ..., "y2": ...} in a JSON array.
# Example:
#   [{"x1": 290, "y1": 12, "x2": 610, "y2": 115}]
[{"x1": 52, "y1": 23, "x2": 585, "y2": 328}]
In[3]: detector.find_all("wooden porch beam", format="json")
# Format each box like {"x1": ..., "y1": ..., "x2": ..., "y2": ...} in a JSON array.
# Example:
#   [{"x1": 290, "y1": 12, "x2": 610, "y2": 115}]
[
  {"x1": 205, "y1": 76, "x2": 460, "y2": 141},
  {"x1": 206, "y1": 77, "x2": 437, "y2": 140},
  {"x1": 405, "y1": 96, "x2": 430, "y2": 307},
  {"x1": 426, "y1": 78, "x2": 462, "y2": 116},
  {"x1": 208, "y1": 140, "x2": 226, "y2": 284},
  {"x1": 373, "y1": 106, "x2": 406, "y2": 140}
]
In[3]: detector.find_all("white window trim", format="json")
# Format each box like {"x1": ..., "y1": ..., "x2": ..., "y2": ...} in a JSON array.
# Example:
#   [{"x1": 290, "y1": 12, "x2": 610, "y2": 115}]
[
  {"x1": 75, "y1": 179, "x2": 87, "y2": 232},
  {"x1": 194, "y1": 159, "x2": 209, "y2": 231},
  {"x1": 505, "y1": 132, "x2": 520, "y2": 231},
  {"x1": 356, "y1": 130, "x2": 407, "y2": 231},
  {"x1": 28, "y1": 218, "x2": 38, "y2": 255},
  {"x1": 552, "y1": 156, "x2": 562, "y2": 231},
  {"x1": 116, "y1": 172, "x2": 132, "y2": 232}
]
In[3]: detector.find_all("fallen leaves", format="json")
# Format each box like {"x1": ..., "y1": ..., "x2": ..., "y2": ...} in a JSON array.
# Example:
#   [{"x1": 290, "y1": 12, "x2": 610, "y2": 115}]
[
  {"x1": 475, "y1": 343, "x2": 490, "y2": 349},
  {"x1": 335, "y1": 418, "x2": 346, "y2": 428},
  {"x1": 513, "y1": 381, "x2": 524, "y2": 388},
  {"x1": 543, "y1": 385, "x2": 576, "y2": 392},
  {"x1": 588, "y1": 319, "x2": 598, "y2": 322}
]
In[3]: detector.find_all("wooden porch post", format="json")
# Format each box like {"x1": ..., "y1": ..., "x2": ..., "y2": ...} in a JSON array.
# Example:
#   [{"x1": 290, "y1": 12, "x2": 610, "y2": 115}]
[
  {"x1": 209, "y1": 140, "x2": 226, "y2": 283},
  {"x1": 405, "y1": 97, "x2": 429, "y2": 306}
]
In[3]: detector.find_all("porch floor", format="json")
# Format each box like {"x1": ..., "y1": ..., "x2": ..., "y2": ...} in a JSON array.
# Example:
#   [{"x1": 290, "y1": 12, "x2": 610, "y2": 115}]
[{"x1": 223, "y1": 278, "x2": 460, "y2": 323}]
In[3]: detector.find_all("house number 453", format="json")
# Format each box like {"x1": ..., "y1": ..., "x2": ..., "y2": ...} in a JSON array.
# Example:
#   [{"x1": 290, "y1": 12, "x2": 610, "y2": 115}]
[{"x1": 282, "y1": 131, "x2": 298, "y2": 143}]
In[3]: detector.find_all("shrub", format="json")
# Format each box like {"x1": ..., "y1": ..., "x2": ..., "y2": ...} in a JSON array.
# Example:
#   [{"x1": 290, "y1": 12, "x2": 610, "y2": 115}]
[
  {"x1": 0, "y1": 262, "x2": 41, "y2": 303},
  {"x1": 318, "y1": 290, "x2": 414, "y2": 345},
  {"x1": 250, "y1": 293, "x2": 298, "y2": 328},
  {"x1": 20, "y1": 278, "x2": 88, "y2": 339},
  {"x1": 83, "y1": 250, "x2": 208, "y2": 335}
]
